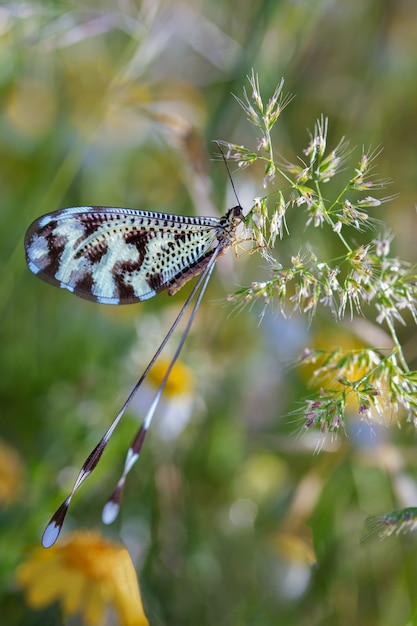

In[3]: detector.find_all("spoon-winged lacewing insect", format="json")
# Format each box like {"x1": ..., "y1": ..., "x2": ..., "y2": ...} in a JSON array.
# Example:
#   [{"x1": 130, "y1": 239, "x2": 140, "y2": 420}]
[{"x1": 25, "y1": 154, "x2": 246, "y2": 548}]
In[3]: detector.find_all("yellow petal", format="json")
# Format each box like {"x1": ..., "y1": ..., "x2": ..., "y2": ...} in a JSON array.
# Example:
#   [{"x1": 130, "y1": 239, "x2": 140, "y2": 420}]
[
  {"x1": 83, "y1": 580, "x2": 106, "y2": 626},
  {"x1": 59, "y1": 569, "x2": 87, "y2": 615},
  {"x1": 25, "y1": 564, "x2": 73, "y2": 608},
  {"x1": 16, "y1": 551, "x2": 63, "y2": 607},
  {"x1": 111, "y1": 550, "x2": 149, "y2": 626}
]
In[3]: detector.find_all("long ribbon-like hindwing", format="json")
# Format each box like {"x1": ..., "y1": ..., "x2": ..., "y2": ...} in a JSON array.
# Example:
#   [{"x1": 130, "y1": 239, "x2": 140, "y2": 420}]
[{"x1": 25, "y1": 204, "x2": 244, "y2": 548}]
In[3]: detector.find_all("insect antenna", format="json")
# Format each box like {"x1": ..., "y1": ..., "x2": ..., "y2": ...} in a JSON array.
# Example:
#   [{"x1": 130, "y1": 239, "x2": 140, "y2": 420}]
[
  {"x1": 41, "y1": 251, "x2": 219, "y2": 548},
  {"x1": 214, "y1": 140, "x2": 242, "y2": 210}
]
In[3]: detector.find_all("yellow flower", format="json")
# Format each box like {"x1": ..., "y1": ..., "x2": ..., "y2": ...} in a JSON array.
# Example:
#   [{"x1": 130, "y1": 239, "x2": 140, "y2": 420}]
[
  {"x1": 16, "y1": 531, "x2": 149, "y2": 626},
  {"x1": 0, "y1": 439, "x2": 25, "y2": 505},
  {"x1": 148, "y1": 357, "x2": 194, "y2": 397}
]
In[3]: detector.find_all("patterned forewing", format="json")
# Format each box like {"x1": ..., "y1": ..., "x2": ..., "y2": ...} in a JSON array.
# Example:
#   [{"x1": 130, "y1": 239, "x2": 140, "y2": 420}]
[{"x1": 25, "y1": 207, "x2": 221, "y2": 304}]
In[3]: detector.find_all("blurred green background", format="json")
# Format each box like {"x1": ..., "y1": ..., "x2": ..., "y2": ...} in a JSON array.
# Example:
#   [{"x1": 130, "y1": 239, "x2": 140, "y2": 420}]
[{"x1": 2, "y1": 1, "x2": 417, "y2": 624}]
